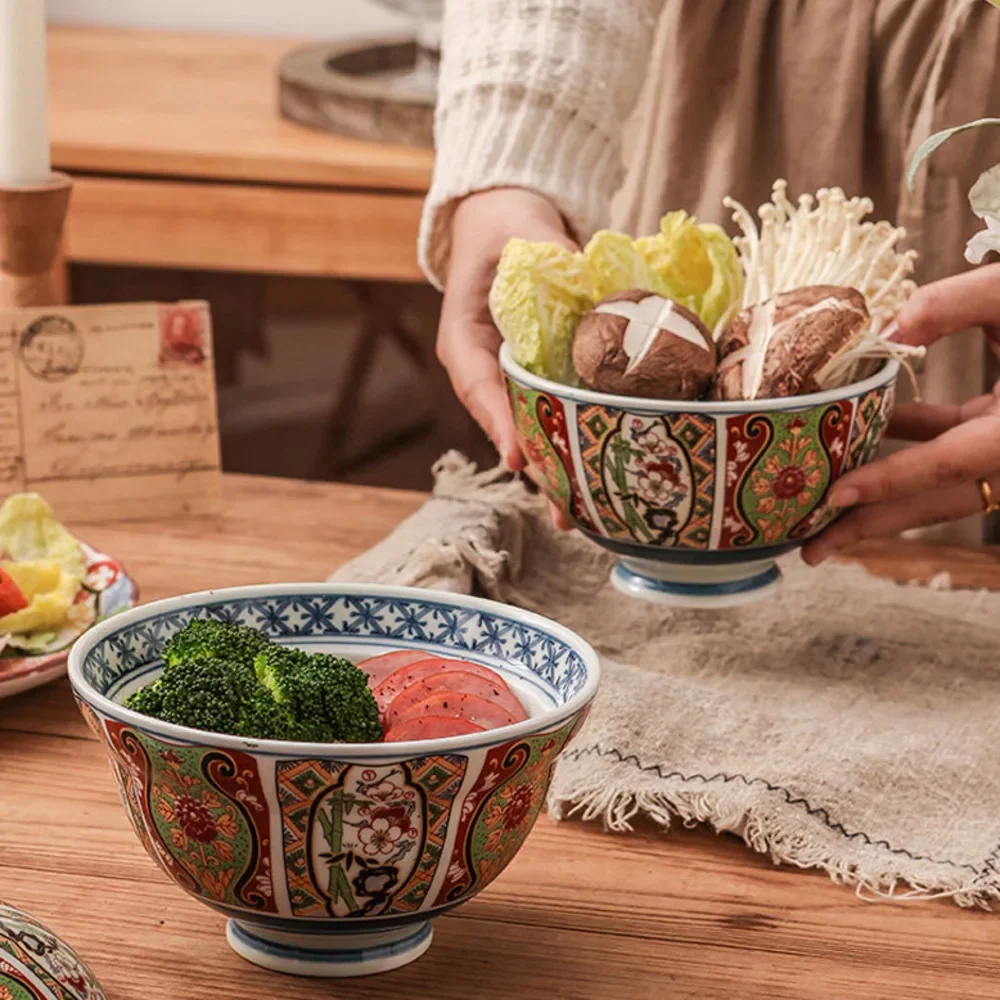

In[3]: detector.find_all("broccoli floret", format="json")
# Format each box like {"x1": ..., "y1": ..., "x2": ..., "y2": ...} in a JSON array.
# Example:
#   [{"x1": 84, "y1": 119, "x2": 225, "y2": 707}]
[
  {"x1": 149, "y1": 658, "x2": 248, "y2": 734},
  {"x1": 127, "y1": 656, "x2": 294, "y2": 739},
  {"x1": 124, "y1": 681, "x2": 164, "y2": 718},
  {"x1": 161, "y1": 620, "x2": 271, "y2": 670},
  {"x1": 124, "y1": 621, "x2": 382, "y2": 743},
  {"x1": 236, "y1": 678, "x2": 306, "y2": 741},
  {"x1": 254, "y1": 646, "x2": 382, "y2": 743}
]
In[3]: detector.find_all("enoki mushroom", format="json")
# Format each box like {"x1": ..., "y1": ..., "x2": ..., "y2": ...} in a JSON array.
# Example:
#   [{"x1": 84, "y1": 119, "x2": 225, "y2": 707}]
[{"x1": 724, "y1": 181, "x2": 925, "y2": 396}]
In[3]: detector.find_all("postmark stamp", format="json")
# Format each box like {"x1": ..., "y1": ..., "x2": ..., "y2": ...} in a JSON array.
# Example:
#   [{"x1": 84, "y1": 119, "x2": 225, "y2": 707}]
[{"x1": 18, "y1": 315, "x2": 84, "y2": 382}]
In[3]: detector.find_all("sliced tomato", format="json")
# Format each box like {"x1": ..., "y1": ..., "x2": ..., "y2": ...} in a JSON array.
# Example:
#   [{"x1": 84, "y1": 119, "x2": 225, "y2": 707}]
[
  {"x1": 396, "y1": 691, "x2": 517, "y2": 731},
  {"x1": 373, "y1": 657, "x2": 512, "y2": 714},
  {"x1": 383, "y1": 715, "x2": 485, "y2": 742},
  {"x1": 355, "y1": 650, "x2": 431, "y2": 689},
  {"x1": 0, "y1": 568, "x2": 28, "y2": 617},
  {"x1": 386, "y1": 670, "x2": 527, "y2": 728}
]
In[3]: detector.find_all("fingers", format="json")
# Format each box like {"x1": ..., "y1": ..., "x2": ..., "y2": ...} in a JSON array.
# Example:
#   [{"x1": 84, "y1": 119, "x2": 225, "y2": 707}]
[
  {"x1": 802, "y1": 481, "x2": 983, "y2": 564},
  {"x1": 889, "y1": 392, "x2": 997, "y2": 441},
  {"x1": 437, "y1": 318, "x2": 524, "y2": 471},
  {"x1": 522, "y1": 470, "x2": 573, "y2": 529},
  {"x1": 985, "y1": 325, "x2": 1000, "y2": 360},
  {"x1": 465, "y1": 372, "x2": 525, "y2": 473},
  {"x1": 888, "y1": 402, "x2": 966, "y2": 442},
  {"x1": 811, "y1": 383, "x2": 1000, "y2": 560},
  {"x1": 891, "y1": 263, "x2": 1000, "y2": 348},
  {"x1": 827, "y1": 406, "x2": 1000, "y2": 509},
  {"x1": 547, "y1": 499, "x2": 573, "y2": 530}
]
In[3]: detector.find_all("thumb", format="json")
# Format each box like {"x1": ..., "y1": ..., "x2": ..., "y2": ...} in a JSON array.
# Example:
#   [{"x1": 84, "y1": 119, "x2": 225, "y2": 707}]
[{"x1": 892, "y1": 263, "x2": 1000, "y2": 347}]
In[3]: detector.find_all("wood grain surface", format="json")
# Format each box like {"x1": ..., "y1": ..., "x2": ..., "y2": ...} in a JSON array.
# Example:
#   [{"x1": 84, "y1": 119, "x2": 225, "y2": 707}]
[
  {"x1": 1, "y1": 475, "x2": 997, "y2": 1000},
  {"x1": 48, "y1": 27, "x2": 435, "y2": 192},
  {"x1": 64, "y1": 176, "x2": 425, "y2": 281}
]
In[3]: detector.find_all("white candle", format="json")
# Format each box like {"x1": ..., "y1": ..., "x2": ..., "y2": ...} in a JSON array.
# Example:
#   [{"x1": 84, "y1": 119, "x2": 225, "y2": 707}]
[{"x1": 0, "y1": 0, "x2": 50, "y2": 186}]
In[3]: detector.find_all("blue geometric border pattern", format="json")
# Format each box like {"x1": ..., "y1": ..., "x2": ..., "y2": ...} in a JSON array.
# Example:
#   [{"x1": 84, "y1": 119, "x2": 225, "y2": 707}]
[{"x1": 82, "y1": 593, "x2": 588, "y2": 706}]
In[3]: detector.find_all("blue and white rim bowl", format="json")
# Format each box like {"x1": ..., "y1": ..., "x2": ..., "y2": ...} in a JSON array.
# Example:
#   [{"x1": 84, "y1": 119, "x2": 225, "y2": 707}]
[
  {"x1": 68, "y1": 584, "x2": 600, "y2": 979},
  {"x1": 500, "y1": 344, "x2": 899, "y2": 609}
]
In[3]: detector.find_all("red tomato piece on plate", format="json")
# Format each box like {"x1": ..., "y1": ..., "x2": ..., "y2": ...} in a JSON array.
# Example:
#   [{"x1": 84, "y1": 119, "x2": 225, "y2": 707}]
[
  {"x1": 396, "y1": 691, "x2": 517, "y2": 731},
  {"x1": 0, "y1": 568, "x2": 28, "y2": 617},
  {"x1": 386, "y1": 670, "x2": 527, "y2": 728},
  {"x1": 373, "y1": 657, "x2": 512, "y2": 714},
  {"x1": 383, "y1": 716, "x2": 484, "y2": 742},
  {"x1": 355, "y1": 650, "x2": 431, "y2": 689}
]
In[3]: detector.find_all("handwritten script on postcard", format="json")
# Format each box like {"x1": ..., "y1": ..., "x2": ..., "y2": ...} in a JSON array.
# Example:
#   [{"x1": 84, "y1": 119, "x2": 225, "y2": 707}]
[{"x1": 0, "y1": 301, "x2": 223, "y2": 522}]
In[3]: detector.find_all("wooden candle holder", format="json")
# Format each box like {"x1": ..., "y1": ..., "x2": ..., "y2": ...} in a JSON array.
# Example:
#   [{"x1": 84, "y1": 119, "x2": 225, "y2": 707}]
[{"x1": 0, "y1": 171, "x2": 72, "y2": 308}]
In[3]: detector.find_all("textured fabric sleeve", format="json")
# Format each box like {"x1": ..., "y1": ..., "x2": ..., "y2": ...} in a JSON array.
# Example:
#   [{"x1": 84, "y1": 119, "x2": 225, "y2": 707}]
[{"x1": 418, "y1": 0, "x2": 666, "y2": 290}]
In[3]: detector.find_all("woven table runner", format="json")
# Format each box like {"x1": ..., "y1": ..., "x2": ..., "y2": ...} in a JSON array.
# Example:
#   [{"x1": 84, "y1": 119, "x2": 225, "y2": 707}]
[{"x1": 332, "y1": 453, "x2": 1000, "y2": 907}]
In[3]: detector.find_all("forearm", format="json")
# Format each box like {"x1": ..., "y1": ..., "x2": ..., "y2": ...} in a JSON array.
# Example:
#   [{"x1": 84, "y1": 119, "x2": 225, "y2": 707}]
[{"x1": 419, "y1": 0, "x2": 665, "y2": 289}]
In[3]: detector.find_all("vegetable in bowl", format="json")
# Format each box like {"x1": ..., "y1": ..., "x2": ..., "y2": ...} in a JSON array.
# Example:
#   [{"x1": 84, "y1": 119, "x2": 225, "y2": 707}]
[
  {"x1": 126, "y1": 620, "x2": 382, "y2": 742},
  {"x1": 491, "y1": 181, "x2": 926, "y2": 405},
  {"x1": 489, "y1": 211, "x2": 743, "y2": 387},
  {"x1": 124, "y1": 620, "x2": 530, "y2": 744}
]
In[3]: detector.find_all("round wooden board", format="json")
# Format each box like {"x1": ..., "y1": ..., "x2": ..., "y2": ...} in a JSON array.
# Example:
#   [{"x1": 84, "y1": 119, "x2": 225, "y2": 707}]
[{"x1": 278, "y1": 37, "x2": 436, "y2": 149}]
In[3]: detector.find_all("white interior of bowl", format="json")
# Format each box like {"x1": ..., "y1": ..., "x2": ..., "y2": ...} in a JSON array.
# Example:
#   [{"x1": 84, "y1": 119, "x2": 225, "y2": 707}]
[
  {"x1": 499, "y1": 343, "x2": 899, "y2": 413},
  {"x1": 68, "y1": 583, "x2": 601, "y2": 758}
]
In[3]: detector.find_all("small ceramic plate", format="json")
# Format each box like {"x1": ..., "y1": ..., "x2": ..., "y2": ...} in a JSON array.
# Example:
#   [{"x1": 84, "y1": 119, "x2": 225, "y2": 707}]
[{"x1": 0, "y1": 542, "x2": 137, "y2": 702}]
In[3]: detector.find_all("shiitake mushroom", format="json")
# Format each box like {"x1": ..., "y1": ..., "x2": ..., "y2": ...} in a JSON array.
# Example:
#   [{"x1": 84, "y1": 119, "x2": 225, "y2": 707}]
[
  {"x1": 711, "y1": 285, "x2": 869, "y2": 401},
  {"x1": 570, "y1": 285, "x2": 871, "y2": 403},
  {"x1": 572, "y1": 290, "x2": 716, "y2": 400}
]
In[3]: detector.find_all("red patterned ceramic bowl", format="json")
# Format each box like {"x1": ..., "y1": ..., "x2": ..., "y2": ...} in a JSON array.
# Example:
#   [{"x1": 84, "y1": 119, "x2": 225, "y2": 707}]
[
  {"x1": 0, "y1": 900, "x2": 106, "y2": 999},
  {"x1": 68, "y1": 584, "x2": 599, "y2": 979},
  {"x1": 501, "y1": 344, "x2": 898, "y2": 606}
]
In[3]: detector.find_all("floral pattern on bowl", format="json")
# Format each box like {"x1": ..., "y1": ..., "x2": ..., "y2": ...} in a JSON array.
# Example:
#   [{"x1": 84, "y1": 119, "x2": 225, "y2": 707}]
[
  {"x1": 0, "y1": 901, "x2": 106, "y2": 1000},
  {"x1": 502, "y1": 343, "x2": 896, "y2": 606}
]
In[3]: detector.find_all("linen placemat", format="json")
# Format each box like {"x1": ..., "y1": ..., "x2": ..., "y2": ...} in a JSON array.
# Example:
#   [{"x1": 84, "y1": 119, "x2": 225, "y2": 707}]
[{"x1": 332, "y1": 453, "x2": 1000, "y2": 907}]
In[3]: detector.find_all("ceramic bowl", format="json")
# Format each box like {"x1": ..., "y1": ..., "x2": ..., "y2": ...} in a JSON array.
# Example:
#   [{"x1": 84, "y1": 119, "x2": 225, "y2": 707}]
[
  {"x1": 501, "y1": 344, "x2": 898, "y2": 607},
  {"x1": 0, "y1": 900, "x2": 106, "y2": 1000},
  {"x1": 68, "y1": 584, "x2": 599, "y2": 979}
]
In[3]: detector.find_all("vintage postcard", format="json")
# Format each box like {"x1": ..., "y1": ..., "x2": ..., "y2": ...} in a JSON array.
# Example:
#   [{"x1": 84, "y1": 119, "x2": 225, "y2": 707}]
[{"x1": 0, "y1": 300, "x2": 223, "y2": 522}]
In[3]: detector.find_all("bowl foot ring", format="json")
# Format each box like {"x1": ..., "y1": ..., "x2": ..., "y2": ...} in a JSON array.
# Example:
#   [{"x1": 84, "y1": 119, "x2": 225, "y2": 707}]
[
  {"x1": 226, "y1": 918, "x2": 433, "y2": 978},
  {"x1": 611, "y1": 557, "x2": 782, "y2": 608}
]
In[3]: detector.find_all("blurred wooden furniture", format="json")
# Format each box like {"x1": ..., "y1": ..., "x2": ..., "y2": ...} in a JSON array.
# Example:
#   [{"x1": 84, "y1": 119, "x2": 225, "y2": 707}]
[
  {"x1": 0, "y1": 172, "x2": 72, "y2": 307},
  {"x1": 2, "y1": 474, "x2": 999, "y2": 1000},
  {"x1": 48, "y1": 26, "x2": 457, "y2": 481},
  {"x1": 49, "y1": 26, "x2": 433, "y2": 281}
]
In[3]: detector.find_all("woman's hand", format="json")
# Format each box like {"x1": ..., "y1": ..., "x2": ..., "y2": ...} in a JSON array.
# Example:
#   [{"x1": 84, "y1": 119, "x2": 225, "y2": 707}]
[
  {"x1": 438, "y1": 187, "x2": 576, "y2": 469},
  {"x1": 803, "y1": 263, "x2": 1000, "y2": 565},
  {"x1": 437, "y1": 187, "x2": 577, "y2": 527}
]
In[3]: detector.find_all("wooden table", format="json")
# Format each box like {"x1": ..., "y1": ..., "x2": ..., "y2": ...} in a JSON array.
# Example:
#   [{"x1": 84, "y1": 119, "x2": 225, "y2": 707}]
[
  {"x1": 2, "y1": 475, "x2": 998, "y2": 1000},
  {"x1": 49, "y1": 26, "x2": 434, "y2": 282}
]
